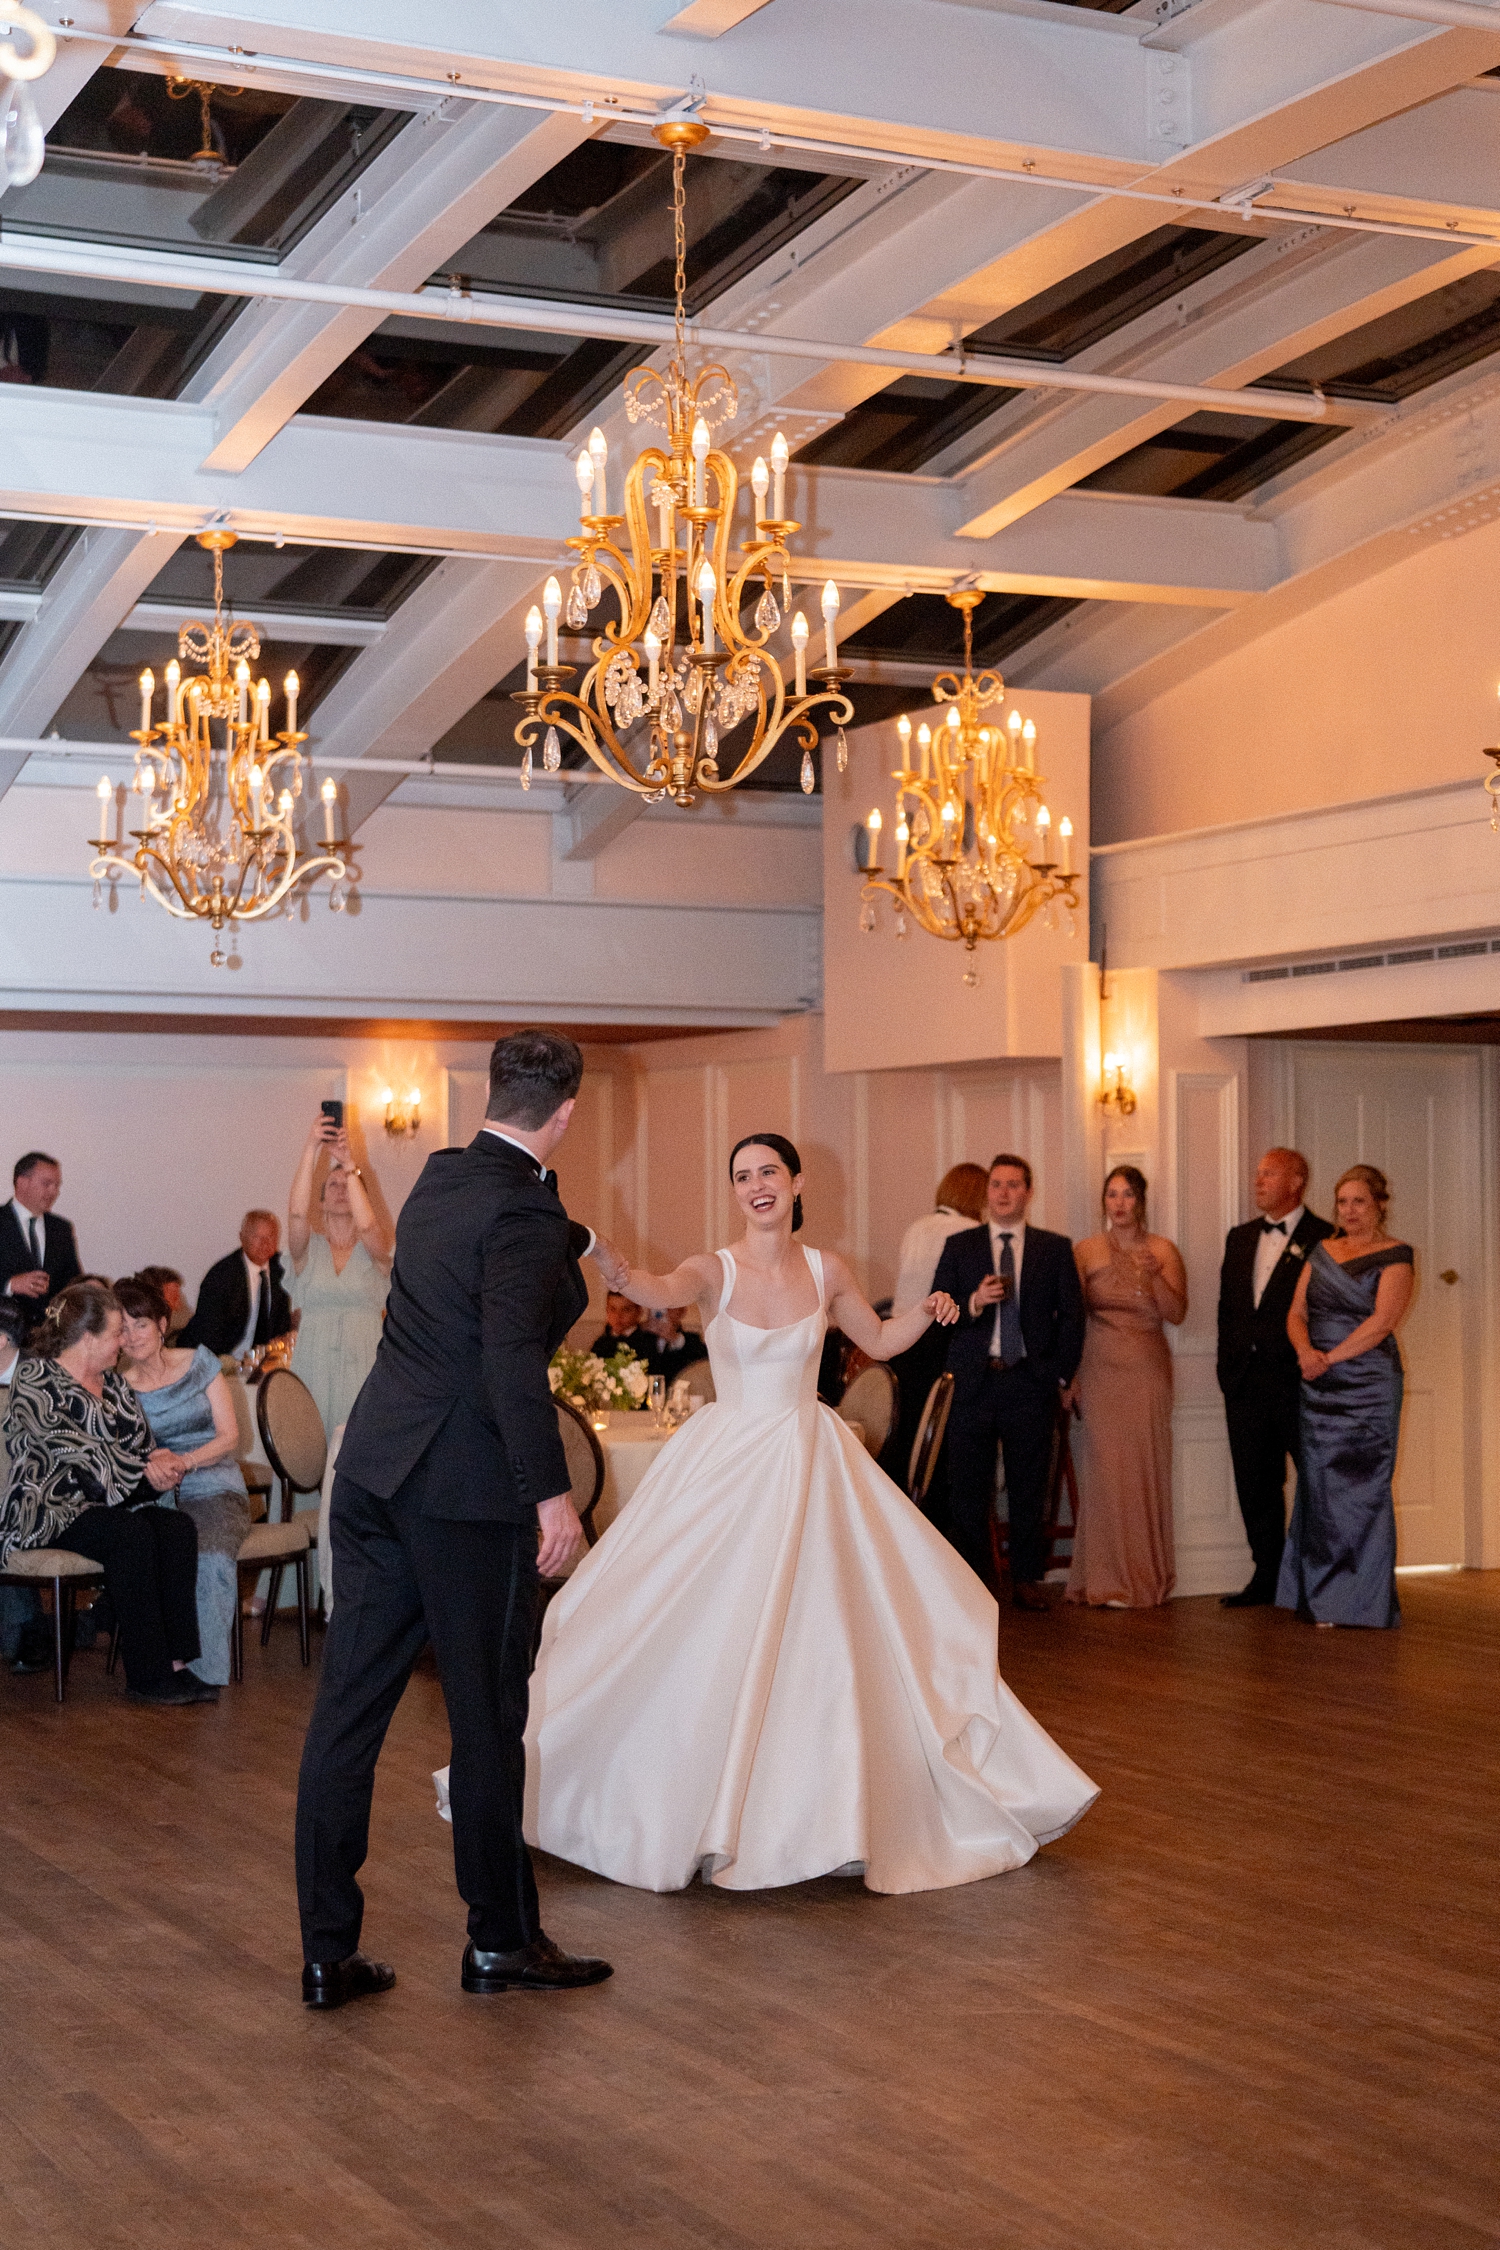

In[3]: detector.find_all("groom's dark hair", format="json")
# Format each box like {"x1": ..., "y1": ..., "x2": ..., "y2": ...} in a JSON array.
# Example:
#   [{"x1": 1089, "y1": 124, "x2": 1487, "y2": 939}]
[{"x1": 487, "y1": 1029, "x2": 584, "y2": 1128}]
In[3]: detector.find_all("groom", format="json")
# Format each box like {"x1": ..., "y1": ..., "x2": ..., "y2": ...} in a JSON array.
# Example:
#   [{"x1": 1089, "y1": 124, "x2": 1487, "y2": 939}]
[{"x1": 295, "y1": 1029, "x2": 618, "y2": 2005}]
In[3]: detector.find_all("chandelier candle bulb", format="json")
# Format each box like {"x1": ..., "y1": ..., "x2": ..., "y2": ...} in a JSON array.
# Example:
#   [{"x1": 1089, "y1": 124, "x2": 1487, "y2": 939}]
[
  {"x1": 249, "y1": 763, "x2": 264, "y2": 829},
  {"x1": 644, "y1": 624, "x2": 661, "y2": 697},
  {"x1": 895, "y1": 813, "x2": 909, "y2": 879},
  {"x1": 771, "y1": 430, "x2": 789, "y2": 521},
  {"x1": 575, "y1": 447, "x2": 594, "y2": 521},
  {"x1": 866, "y1": 805, "x2": 883, "y2": 870},
  {"x1": 751, "y1": 455, "x2": 769, "y2": 528},
  {"x1": 791, "y1": 611, "x2": 809, "y2": 697},
  {"x1": 254, "y1": 677, "x2": 269, "y2": 742},
  {"x1": 278, "y1": 789, "x2": 293, "y2": 819},
  {"x1": 917, "y1": 721, "x2": 932, "y2": 781},
  {"x1": 697, "y1": 561, "x2": 716, "y2": 655},
  {"x1": 166, "y1": 658, "x2": 181, "y2": 728},
  {"x1": 138, "y1": 669, "x2": 153, "y2": 732},
  {"x1": 1035, "y1": 804, "x2": 1051, "y2": 859},
  {"x1": 1059, "y1": 815, "x2": 1073, "y2": 877},
  {"x1": 821, "y1": 581, "x2": 840, "y2": 669},
  {"x1": 691, "y1": 416, "x2": 710, "y2": 508},
  {"x1": 1022, "y1": 718, "x2": 1036, "y2": 771},
  {"x1": 542, "y1": 577, "x2": 562, "y2": 668},
  {"x1": 320, "y1": 777, "x2": 338, "y2": 843},
  {"x1": 588, "y1": 426, "x2": 608, "y2": 517},
  {"x1": 284, "y1": 672, "x2": 300, "y2": 737},
  {"x1": 96, "y1": 775, "x2": 111, "y2": 839},
  {"x1": 524, "y1": 604, "x2": 542, "y2": 690},
  {"x1": 896, "y1": 712, "x2": 911, "y2": 768}
]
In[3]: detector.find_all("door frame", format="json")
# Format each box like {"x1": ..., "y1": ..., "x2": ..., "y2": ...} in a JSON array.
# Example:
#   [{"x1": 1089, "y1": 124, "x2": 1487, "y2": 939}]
[{"x1": 1259, "y1": 1038, "x2": 1500, "y2": 1571}]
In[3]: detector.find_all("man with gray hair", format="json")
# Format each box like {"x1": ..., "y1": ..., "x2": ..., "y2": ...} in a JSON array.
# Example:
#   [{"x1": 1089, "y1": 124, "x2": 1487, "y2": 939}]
[
  {"x1": 295, "y1": 1029, "x2": 623, "y2": 2009},
  {"x1": 180, "y1": 1210, "x2": 292, "y2": 1357}
]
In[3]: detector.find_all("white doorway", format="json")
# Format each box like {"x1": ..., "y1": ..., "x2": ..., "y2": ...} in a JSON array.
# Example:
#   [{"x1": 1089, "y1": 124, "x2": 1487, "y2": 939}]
[{"x1": 1267, "y1": 1041, "x2": 1482, "y2": 1568}]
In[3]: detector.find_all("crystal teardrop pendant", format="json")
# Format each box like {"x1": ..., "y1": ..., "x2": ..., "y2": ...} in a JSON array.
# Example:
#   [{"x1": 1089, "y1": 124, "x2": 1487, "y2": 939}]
[
  {"x1": 582, "y1": 563, "x2": 602, "y2": 607},
  {"x1": 800, "y1": 748, "x2": 815, "y2": 795},
  {"x1": 859, "y1": 901, "x2": 876, "y2": 934},
  {"x1": 543, "y1": 727, "x2": 562, "y2": 772},
  {"x1": 565, "y1": 582, "x2": 588, "y2": 630},
  {"x1": 894, "y1": 909, "x2": 908, "y2": 939},
  {"x1": 702, "y1": 714, "x2": 719, "y2": 758},
  {"x1": 836, "y1": 727, "x2": 848, "y2": 774},
  {"x1": 92, "y1": 878, "x2": 102, "y2": 911},
  {"x1": 649, "y1": 593, "x2": 671, "y2": 641},
  {"x1": 754, "y1": 586, "x2": 780, "y2": 635},
  {"x1": 962, "y1": 962, "x2": 979, "y2": 988},
  {"x1": 520, "y1": 746, "x2": 532, "y2": 790}
]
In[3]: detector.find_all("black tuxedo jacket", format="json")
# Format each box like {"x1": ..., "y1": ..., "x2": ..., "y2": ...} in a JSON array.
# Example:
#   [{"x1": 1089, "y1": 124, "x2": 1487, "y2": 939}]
[
  {"x1": 1216, "y1": 1208, "x2": 1334, "y2": 1395},
  {"x1": 0, "y1": 1204, "x2": 82, "y2": 1308},
  {"x1": 337, "y1": 1132, "x2": 590, "y2": 1523},
  {"x1": 932, "y1": 1222, "x2": 1086, "y2": 1397},
  {"x1": 589, "y1": 1325, "x2": 655, "y2": 1363},
  {"x1": 179, "y1": 1248, "x2": 294, "y2": 1356},
  {"x1": 636, "y1": 1328, "x2": 709, "y2": 1377}
]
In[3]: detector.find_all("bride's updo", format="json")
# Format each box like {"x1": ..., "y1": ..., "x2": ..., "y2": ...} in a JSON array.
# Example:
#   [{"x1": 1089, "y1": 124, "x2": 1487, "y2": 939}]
[{"x1": 729, "y1": 1132, "x2": 804, "y2": 1232}]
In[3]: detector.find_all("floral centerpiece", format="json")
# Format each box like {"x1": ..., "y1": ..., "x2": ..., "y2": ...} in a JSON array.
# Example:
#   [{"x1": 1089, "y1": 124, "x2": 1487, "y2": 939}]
[{"x1": 548, "y1": 1342, "x2": 650, "y2": 1413}]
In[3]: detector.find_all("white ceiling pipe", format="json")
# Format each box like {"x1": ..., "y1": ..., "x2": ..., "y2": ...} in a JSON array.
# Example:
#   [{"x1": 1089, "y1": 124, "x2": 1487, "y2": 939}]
[{"x1": 0, "y1": 233, "x2": 1355, "y2": 424}]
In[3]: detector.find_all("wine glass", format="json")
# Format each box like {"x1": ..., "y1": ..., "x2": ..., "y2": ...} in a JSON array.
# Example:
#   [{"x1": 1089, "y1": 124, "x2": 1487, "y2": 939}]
[{"x1": 647, "y1": 1374, "x2": 666, "y2": 1428}]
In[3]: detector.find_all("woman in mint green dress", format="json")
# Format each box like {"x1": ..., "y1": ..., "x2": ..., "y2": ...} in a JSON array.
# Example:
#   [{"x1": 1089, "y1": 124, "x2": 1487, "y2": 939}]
[{"x1": 287, "y1": 1112, "x2": 392, "y2": 1443}]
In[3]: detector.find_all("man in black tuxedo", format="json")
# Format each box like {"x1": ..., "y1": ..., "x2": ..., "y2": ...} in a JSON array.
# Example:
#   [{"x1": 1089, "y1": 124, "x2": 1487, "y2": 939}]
[
  {"x1": 295, "y1": 1030, "x2": 618, "y2": 2008},
  {"x1": 636, "y1": 1306, "x2": 709, "y2": 1380},
  {"x1": 588, "y1": 1289, "x2": 656, "y2": 1363},
  {"x1": 1217, "y1": 1146, "x2": 1334, "y2": 1607},
  {"x1": 933, "y1": 1154, "x2": 1085, "y2": 1610},
  {"x1": 1, "y1": 1152, "x2": 82, "y2": 1314},
  {"x1": 179, "y1": 1211, "x2": 293, "y2": 1357}
]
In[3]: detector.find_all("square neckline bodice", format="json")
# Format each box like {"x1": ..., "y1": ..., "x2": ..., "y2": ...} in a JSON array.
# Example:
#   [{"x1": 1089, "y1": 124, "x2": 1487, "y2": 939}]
[{"x1": 717, "y1": 1245, "x2": 825, "y2": 1333}]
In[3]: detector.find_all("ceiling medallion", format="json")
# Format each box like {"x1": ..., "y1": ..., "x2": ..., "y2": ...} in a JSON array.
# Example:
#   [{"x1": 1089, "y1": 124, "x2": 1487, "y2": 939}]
[
  {"x1": 855, "y1": 591, "x2": 1078, "y2": 986},
  {"x1": 88, "y1": 531, "x2": 353, "y2": 965},
  {"x1": 513, "y1": 120, "x2": 853, "y2": 804}
]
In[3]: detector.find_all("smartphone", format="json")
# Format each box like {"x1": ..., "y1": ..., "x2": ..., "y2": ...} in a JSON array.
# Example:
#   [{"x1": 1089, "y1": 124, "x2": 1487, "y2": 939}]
[{"x1": 321, "y1": 1099, "x2": 343, "y2": 1130}]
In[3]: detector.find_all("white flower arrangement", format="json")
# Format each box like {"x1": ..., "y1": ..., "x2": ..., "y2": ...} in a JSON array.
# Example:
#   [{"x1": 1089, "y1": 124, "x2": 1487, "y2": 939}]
[{"x1": 548, "y1": 1342, "x2": 650, "y2": 1412}]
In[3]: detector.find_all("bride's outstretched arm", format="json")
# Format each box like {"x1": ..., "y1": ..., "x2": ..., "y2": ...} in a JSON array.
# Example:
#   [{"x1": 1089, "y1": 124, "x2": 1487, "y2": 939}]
[
  {"x1": 821, "y1": 1252, "x2": 958, "y2": 1361},
  {"x1": 607, "y1": 1250, "x2": 724, "y2": 1319}
]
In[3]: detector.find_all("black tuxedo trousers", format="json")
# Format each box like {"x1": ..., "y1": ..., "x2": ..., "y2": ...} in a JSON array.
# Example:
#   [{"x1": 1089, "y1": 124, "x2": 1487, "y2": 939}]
[{"x1": 295, "y1": 1464, "x2": 540, "y2": 1961}]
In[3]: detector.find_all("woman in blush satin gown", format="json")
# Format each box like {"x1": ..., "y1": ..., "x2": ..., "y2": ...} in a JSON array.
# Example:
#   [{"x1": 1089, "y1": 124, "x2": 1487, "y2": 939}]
[
  {"x1": 503, "y1": 1131, "x2": 1099, "y2": 1897},
  {"x1": 1278, "y1": 1163, "x2": 1413, "y2": 1630},
  {"x1": 1066, "y1": 1166, "x2": 1187, "y2": 1611}
]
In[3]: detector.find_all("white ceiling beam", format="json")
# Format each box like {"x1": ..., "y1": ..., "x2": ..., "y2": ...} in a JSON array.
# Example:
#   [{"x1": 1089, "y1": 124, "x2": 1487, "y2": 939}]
[
  {"x1": 187, "y1": 104, "x2": 590, "y2": 471},
  {"x1": 661, "y1": 0, "x2": 776, "y2": 32},
  {"x1": 0, "y1": 528, "x2": 186, "y2": 800},
  {"x1": 953, "y1": 227, "x2": 1499, "y2": 537}
]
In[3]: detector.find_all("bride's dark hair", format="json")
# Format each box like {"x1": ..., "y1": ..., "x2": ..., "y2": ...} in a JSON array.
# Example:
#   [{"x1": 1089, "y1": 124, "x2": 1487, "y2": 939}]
[{"x1": 729, "y1": 1133, "x2": 803, "y2": 1232}]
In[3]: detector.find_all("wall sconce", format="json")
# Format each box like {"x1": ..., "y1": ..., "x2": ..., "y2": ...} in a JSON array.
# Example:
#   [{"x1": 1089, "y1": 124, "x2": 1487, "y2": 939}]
[
  {"x1": 1099, "y1": 1052, "x2": 1137, "y2": 1118},
  {"x1": 382, "y1": 1086, "x2": 421, "y2": 1138}
]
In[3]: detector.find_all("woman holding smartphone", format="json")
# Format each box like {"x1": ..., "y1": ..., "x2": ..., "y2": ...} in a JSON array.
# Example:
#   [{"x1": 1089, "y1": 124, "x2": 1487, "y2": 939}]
[{"x1": 286, "y1": 1107, "x2": 393, "y2": 1443}]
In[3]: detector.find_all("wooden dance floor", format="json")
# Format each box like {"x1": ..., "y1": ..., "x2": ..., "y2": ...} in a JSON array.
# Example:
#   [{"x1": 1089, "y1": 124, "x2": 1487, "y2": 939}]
[{"x1": 2, "y1": 1576, "x2": 1496, "y2": 2249}]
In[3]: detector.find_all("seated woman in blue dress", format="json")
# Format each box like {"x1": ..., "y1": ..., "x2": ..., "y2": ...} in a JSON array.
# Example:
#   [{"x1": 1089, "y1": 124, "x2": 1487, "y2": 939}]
[
  {"x1": 116, "y1": 1272, "x2": 252, "y2": 1687},
  {"x1": 1279, "y1": 1163, "x2": 1414, "y2": 1629}
]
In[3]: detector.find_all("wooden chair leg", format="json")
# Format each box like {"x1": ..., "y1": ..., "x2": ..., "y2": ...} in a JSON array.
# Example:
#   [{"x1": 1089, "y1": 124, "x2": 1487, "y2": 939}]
[
  {"x1": 106, "y1": 1622, "x2": 121, "y2": 1677},
  {"x1": 51, "y1": 1578, "x2": 67, "y2": 1705},
  {"x1": 295, "y1": 1552, "x2": 310, "y2": 1667},
  {"x1": 261, "y1": 1565, "x2": 285, "y2": 1646},
  {"x1": 231, "y1": 1569, "x2": 244, "y2": 1684}
]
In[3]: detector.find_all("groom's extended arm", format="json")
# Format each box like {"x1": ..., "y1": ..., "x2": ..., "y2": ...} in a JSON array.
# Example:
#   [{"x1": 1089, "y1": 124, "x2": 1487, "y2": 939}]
[{"x1": 480, "y1": 1204, "x2": 574, "y2": 1511}]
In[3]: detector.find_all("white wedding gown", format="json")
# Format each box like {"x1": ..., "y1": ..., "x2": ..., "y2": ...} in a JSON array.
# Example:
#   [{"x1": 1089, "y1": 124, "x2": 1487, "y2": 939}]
[{"x1": 441, "y1": 1246, "x2": 1098, "y2": 1895}]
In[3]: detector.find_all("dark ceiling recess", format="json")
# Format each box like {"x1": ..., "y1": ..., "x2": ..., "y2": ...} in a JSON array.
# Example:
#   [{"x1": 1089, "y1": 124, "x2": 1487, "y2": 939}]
[
  {"x1": 844, "y1": 590, "x2": 1080, "y2": 670},
  {"x1": 796, "y1": 224, "x2": 1260, "y2": 477},
  {"x1": 304, "y1": 143, "x2": 858, "y2": 441},
  {"x1": 1086, "y1": 268, "x2": 1500, "y2": 503}
]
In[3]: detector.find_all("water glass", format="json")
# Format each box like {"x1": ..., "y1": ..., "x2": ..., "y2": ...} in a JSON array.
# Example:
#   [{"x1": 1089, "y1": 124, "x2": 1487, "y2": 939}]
[{"x1": 648, "y1": 1375, "x2": 666, "y2": 1427}]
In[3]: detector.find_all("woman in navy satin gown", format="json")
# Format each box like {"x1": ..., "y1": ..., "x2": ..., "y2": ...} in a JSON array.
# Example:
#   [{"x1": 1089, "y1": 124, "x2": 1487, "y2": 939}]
[{"x1": 1278, "y1": 1164, "x2": 1414, "y2": 1629}]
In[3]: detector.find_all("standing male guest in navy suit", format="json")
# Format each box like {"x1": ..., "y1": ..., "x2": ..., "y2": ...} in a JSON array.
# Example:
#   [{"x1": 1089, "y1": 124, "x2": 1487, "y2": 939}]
[
  {"x1": 0, "y1": 1152, "x2": 82, "y2": 1315},
  {"x1": 1216, "y1": 1146, "x2": 1335, "y2": 1606},
  {"x1": 933, "y1": 1153, "x2": 1085, "y2": 1610},
  {"x1": 295, "y1": 1029, "x2": 624, "y2": 2009}
]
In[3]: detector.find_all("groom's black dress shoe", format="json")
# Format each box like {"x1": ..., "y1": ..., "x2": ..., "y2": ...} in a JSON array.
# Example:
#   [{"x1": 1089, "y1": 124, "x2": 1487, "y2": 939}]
[
  {"x1": 462, "y1": 1935, "x2": 613, "y2": 1994},
  {"x1": 1220, "y1": 1582, "x2": 1276, "y2": 1608},
  {"x1": 302, "y1": 1952, "x2": 397, "y2": 2009}
]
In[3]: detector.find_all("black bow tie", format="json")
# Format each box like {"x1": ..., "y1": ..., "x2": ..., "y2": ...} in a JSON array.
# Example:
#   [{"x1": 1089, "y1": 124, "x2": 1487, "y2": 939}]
[
  {"x1": 542, "y1": 1168, "x2": 558, "y2": 1194},
  {"x1": 1261, "y1": 1220, "x2": 1287, "y2": 1237}
]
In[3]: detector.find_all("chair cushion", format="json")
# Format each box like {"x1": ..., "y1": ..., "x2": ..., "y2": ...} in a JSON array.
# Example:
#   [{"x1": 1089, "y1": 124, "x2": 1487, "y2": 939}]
[
  {"x1": 237, "y1": 1519, "x2": 312, "y2": 1563},
  {"x1": 838, "y1": 1364, "x2": 897, "y2": 1455},
  {"x1": 2, "y1": 1547, "x2": 106, "y2": 1580}
]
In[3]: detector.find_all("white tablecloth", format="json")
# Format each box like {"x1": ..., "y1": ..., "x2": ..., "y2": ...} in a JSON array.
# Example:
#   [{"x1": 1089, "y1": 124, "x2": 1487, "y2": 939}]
[{"x1": 591, "y1": 1410, "x2": 678, "y2": 1538}]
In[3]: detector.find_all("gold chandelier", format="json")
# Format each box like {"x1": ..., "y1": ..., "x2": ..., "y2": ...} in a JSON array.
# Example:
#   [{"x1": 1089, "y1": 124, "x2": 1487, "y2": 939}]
[
  {"x1": 88, "y1": 531, "x2": 352, "y2": 965},
  {"x1": 855, "y1": 591, "x2": 1077, "y2": 984},
  {"x1": 513, "y1": 120, "x2": 853, "y2": 804}
]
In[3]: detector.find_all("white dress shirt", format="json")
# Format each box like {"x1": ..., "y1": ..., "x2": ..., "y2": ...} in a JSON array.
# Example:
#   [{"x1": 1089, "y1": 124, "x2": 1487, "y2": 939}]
[
  {"x1": 892, "y1": 1207, "x2": 977, "y2": 1317},
  {"x1": 986, "y1": 1217, "x2": 1026, "y2": 1354},
  {"x1": 481, "y1": 1126, "x2": 595, "y2": 1255},
  {"x1": 235, "y1": 1255, "x2": 271, "y2": 1359},
  {"x1": 6, "y1": 1197, "x2": 44, "y2": 1292},
  {"x1": 1252, "y1": 1204, "x2": 1304, "y2": 1309}
]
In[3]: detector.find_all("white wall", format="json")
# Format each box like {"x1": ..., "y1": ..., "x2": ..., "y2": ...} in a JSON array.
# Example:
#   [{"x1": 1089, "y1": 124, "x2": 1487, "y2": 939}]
[{"x1": 822, "y1": 693, "x2": 1091, "y2": 1073}]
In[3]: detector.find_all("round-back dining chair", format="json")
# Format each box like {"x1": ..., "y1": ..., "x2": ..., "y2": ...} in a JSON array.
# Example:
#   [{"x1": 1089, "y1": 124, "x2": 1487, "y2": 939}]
[
  {"x1": 907, "y1": 1372, "x2": 954, "y2": 1510},
  {"x1": 837, "y1": 1363, "x2": 899, "y2": 1459},
  {"x1": 532, "y1": 1397, "x2": 607, "y2": 1660},
  {"x1": 249, "y1": 1367, "x2": 327, "y2": 1671}
]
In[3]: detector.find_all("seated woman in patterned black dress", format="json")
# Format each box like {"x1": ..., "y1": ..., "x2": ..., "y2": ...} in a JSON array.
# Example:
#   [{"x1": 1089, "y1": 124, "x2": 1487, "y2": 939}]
[{"x1": 0, "y1": 1281, "x2": 211, "y2": 1703}]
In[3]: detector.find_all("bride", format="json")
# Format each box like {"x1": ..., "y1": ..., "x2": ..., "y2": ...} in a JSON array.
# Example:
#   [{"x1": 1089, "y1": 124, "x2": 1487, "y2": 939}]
[{"x1": 450, "y1": 1134, "x2": 1098, "y2": 1895}]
